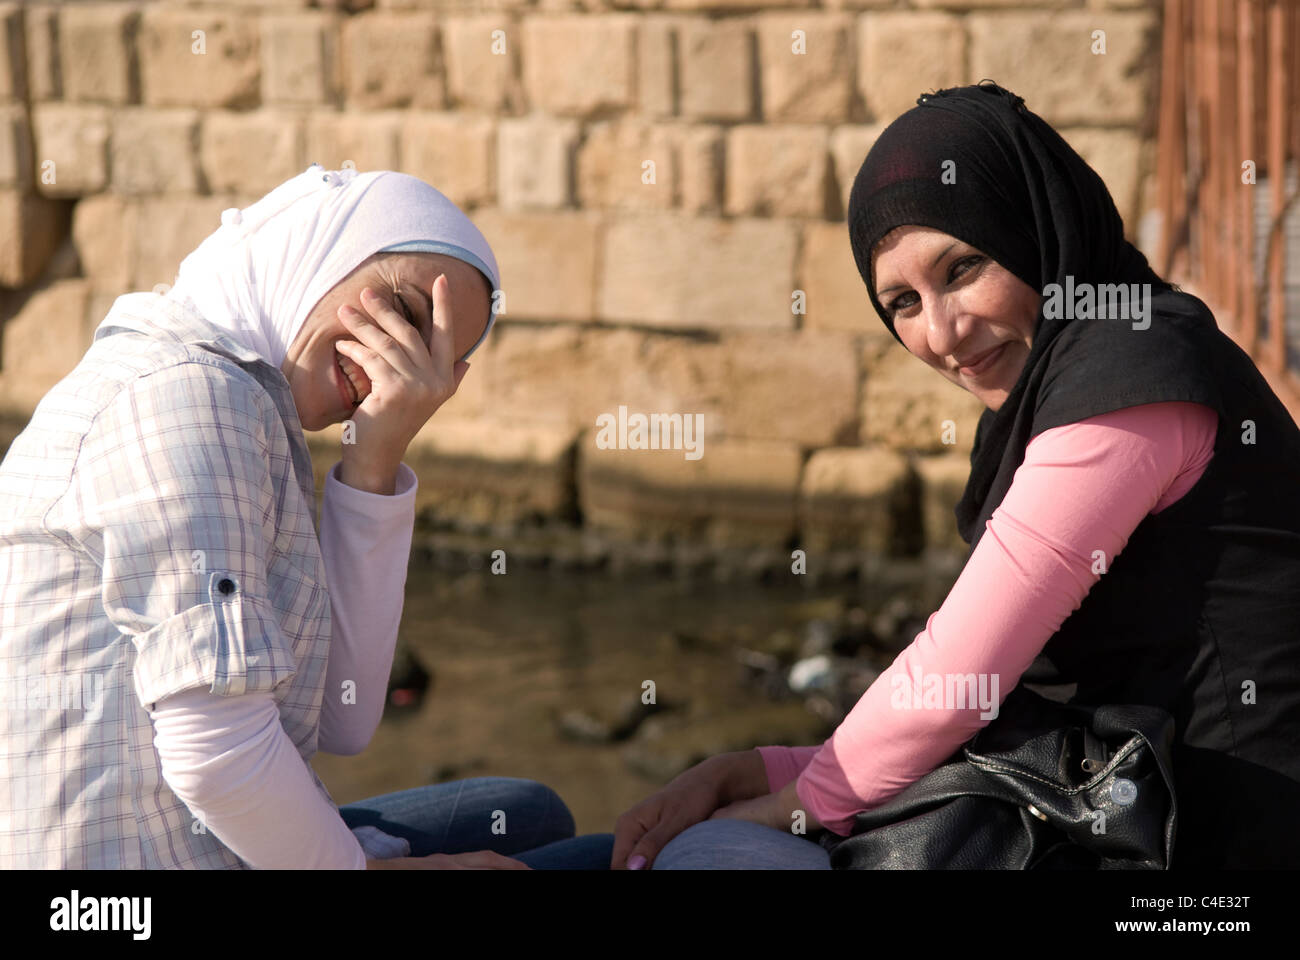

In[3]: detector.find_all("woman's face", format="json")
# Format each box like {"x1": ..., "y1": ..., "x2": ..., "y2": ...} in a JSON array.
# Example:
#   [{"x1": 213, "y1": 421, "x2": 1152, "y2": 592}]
[
  {"x1": 872, "y1": 225, "x2": 1042, "y2": 412},
  {"x1": 282, "y1": 252, "x2": 492, "y2": 431}
]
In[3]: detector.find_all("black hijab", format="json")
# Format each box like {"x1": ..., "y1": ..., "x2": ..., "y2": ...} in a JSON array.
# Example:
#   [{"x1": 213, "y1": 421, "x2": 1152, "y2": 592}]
[{"x1": 847, "y1": 80, "x2": 1222, "y2": 553}]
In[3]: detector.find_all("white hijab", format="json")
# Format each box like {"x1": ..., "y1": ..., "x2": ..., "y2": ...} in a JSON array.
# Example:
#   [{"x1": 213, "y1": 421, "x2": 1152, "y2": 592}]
[{"x1": 160, "y1": 163, "x2": 500, "y2": 368}]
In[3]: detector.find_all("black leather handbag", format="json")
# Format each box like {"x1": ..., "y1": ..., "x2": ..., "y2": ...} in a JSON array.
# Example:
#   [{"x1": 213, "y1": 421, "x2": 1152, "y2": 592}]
[{"x1": 819, "y1": 684, "x2": 1178, "y2": 869}]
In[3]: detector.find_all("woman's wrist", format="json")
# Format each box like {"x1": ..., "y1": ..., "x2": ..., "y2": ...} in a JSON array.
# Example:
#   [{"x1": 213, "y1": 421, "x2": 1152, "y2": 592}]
[
  {"x1": 338, "y1": 460, "x2": 398, "y2": 495},
  {"x1": 714, "y1": 749, "x2": 771, "y2": 805}
]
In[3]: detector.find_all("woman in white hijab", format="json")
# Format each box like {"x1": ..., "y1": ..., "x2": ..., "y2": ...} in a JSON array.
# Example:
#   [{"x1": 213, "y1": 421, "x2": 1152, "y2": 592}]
[{"x1": 0, "y1": 164, "x2": 614, "y2": 870}]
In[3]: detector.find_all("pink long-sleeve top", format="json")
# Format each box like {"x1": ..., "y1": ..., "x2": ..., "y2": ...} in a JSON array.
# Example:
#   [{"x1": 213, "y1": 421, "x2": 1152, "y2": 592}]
[
  {"x1": 148, "y1": 460, "x2": 418, "y2": 869},
  {"x1": 758, "y1": 400, "x2": 1220, "y2": 836}
]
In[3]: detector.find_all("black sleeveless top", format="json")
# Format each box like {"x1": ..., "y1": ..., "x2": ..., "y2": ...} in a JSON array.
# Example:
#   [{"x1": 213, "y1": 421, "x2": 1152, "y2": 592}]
[{"x1": 955, "y1": 290, "x2": 1300, "y2": 868}]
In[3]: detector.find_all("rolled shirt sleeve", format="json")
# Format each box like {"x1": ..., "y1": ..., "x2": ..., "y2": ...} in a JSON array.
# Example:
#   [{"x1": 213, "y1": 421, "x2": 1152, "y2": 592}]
[{"x1": 76, "y1": 362, "x2": 304, "y2": 710}]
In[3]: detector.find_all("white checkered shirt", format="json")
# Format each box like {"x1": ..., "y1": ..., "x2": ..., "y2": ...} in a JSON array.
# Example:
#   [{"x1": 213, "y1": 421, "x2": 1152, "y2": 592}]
[{"x1": 0, "y1": 292, "x2": 340, "y2": 868}]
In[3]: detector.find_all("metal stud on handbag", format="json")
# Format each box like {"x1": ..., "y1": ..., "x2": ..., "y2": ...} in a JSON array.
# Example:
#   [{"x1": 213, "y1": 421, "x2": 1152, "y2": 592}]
[{"x1": 820, "y1": 684, "x2": 1178, "y2": 869}]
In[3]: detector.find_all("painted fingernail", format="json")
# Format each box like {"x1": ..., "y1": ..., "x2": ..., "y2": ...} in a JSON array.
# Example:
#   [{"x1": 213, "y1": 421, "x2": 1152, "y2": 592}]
[{"x1": 627, "y1": 855, "x2": 647, "y2": 870}]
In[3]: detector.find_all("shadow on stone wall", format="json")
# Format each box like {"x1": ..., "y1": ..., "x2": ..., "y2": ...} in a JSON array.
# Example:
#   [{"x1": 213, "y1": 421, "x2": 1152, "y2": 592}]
[{"x1": 305, "y1": 428, "x2": 970, "y2": 584}]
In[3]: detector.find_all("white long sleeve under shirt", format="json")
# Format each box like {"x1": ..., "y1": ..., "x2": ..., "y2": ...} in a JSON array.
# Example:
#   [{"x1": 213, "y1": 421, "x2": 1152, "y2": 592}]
[{"x1": 147, "y1": 461, "x2": 418, "y2": 869}]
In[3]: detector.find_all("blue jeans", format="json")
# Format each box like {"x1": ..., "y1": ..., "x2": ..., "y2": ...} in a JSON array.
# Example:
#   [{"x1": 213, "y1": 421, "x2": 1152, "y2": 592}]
[
  {"x1": 338, "y1": 777, "x2": 615, "y2": 869},
  {"x1": 653, "y1": 819, "x2": 832, "y2": 869}
]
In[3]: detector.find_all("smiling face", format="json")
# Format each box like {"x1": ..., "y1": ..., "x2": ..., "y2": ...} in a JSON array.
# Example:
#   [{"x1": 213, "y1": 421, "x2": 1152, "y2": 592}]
[
  {"x1": 872, "y1": 225, "x2": 1042, "y2": 412},
  {"x1": 281, "y1": 252, "x2": 492, "y2": 431}
]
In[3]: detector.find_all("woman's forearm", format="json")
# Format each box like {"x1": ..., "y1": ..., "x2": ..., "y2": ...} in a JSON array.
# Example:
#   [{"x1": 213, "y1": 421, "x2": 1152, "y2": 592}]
[
  {"x1": 317, "y1": 461, "x2": 418, "y2": 755},
  {"x1": 791, "y1": 403, "x2": 1218, "y2": 832},
  {"x1": 150, "y1": 687, "x2": 366, "y2": 869},
  {"x1": 710, "y1": 749, "x2": 775, "y2": 805}
]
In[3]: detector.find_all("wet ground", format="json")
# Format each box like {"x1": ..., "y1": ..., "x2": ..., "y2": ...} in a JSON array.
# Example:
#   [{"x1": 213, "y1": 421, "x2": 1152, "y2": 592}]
[{"x1": 311, "y1": 554, "x2": 961, "y2": 836}]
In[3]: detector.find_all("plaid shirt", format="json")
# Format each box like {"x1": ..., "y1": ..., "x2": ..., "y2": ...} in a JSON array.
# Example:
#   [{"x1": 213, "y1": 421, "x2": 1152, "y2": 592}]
[{"x1": 0, "y1": 292, "x2": 339, "y2": 868}]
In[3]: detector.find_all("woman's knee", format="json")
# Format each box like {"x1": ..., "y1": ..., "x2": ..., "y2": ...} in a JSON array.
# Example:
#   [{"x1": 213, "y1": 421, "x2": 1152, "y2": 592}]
[
  {"x1": 653, "y1": 819, "x2": 831, "y2": 870},
  {"x1": 461, "y1": 777, "x2": 576, "y2": 846}
]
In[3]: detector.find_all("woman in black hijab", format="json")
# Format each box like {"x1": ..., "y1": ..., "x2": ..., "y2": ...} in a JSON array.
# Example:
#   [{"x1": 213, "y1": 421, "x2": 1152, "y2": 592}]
[{"x1": 611, "y1": 80, "x2": 1300, "y2": 870}]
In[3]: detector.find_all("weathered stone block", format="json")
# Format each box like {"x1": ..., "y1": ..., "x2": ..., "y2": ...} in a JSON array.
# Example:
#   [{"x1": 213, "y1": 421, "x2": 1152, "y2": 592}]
[
  {"x1": 799, "y1": 445, "x2": 914, "y2": 554},
  {"x1": 861, "y1": 340, "x2": 986, "y2": 454},
  {"x1": 468, "y1": 209, "x2": 599, "y2": 321},
  {"x1": 798, "y1": 219, "x2": 894, "y2": 341},
  {"x1": 0, "y1": 102, "x2": 30, "y2": 187},
  {"x1": 0, "y1": 278, "x2": 91, "y2": 414},
  {"x1": 262, "y1": 12, "x2": 341, "y2": 105},
  {"x1": 111, "y1": 109, "x2": 200, "y2": 195},
  {"x1": 31, "y1": 104, "x2": 109, "y2": 196},
  {"x1": 497, "y1": 115, "x2": 578, "y2": 210},
  {"x1": 712, "y1": 331, "x2": 858, "y2": 445},
  {"x1": 443, "y1": 15, "x2": 521, "y2": 113},
  {"x1": 201, "y1": 110, "x2": 305, "y2": 196},
  {"x1": 677, "y1": 17, "x2": 752, "y2": 121},
  {"x1": 59, "y1": 1, "x2": 139, "y2": 104},
  {"x1": 305, "y1": 111, "x2": 400, "y2": 172},
  {"x1": 522, "y1": 15, "x2": 635, "y2": 116},
  {"x1": 577, "y1": 121, "x2": 676, "y2": 211},
  {"x1": 340, "y1": 11, "x2": 442, "y2": 109},
  {"x1": 829, "y1": 123, "x2": 881, "y2": 216},
  {"x1": 579, "y1": 435, "x2": 802, "y2": 549},
  {"x1": 0, "y1": 188, "x2": 70, "y2": 287},
  {"x1": 858, "y1": 12, "x2": 966, "y2": 123},
  {"x1": 21, "y1": 3, "x2": 57, "y2": 101},
  {"x1": 402, "y1": 112, "x2": 495, "y2": 210},
  {"x1": 0, "y1": 3, "x2": 24, "y2": 101},
  {"x1": 139, "y1": 9, "x2": 260, "y2": 108},
  {"x1": 968, "y1": 11, "x2": 1156, "y2": 126},
  {"x1": 636, "y1": 15, "x2": 676, "y2": 119},
  {"x1": 1059, "y1": 126, "x2": 1143, "y2": 228},
  {"x1": 725, "y1": 124, "x2": 831, "y2": 218},
  {"x1": 599, "y1": 214, "x2": 798, "y2": 330},
  {"x1": 915, "y1": 451, "x2": 973, "y2": 554},
  {"x1": 756, "y1": 13, "x2": 855, "y2": 123},
  {"x1": 407, "y1": 420, "x2": 578, "y2": 528},
  {"x1": 130, "y1": 195, "x2": 229, "y2": 291},
  {"x1": 72, "y1": 193, "x2": 135, "y2": 291}
]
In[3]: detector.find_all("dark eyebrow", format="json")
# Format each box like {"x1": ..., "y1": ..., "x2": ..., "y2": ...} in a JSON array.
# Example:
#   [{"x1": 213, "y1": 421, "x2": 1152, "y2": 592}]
[{"x1": 877, "y1": 242, "x2": 958, "y2": 296}]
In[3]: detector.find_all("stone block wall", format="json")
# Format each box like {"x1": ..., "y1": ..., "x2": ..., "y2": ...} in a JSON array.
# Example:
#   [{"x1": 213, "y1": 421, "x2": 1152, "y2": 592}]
[{"x1": 0, "y1": 0, "x2": 1164, "y2": 570}]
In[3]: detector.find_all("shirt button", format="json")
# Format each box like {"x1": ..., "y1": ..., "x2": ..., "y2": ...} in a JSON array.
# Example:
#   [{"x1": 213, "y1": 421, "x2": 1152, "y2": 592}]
[{"x1": 218, "y1": 578, "x2": 236, "y2": 595}]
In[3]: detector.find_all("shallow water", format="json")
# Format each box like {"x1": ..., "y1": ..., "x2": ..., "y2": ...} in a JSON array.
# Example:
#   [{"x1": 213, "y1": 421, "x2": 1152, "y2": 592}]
[{"x1": 311, "y1": 557, "x2": 957, "y2": 835}]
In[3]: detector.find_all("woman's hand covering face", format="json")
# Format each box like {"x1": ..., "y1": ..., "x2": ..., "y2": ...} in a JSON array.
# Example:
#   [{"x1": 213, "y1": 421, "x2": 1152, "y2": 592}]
[
  {"x1": 280, "y1": 252, "x2": 491, "y2": 482},
  {"x1": 332, "y1": 272, "x2": 469, "y2": 493}
]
